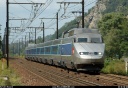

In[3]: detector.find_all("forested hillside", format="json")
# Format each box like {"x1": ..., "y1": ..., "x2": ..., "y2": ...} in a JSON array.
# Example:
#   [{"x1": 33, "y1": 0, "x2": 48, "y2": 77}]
[{"x1": 103, "y1": 0, "x2": 128, "y2": 14}]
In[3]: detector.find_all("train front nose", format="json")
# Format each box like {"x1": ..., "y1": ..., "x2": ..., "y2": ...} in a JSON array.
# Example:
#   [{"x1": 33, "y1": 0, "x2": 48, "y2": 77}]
[
  {"x1": 74, "y1": 43, "x2": 105, "y2": 63},
  {"x1": 78, "y1": 51, "x2": 104, "y2": 64},
  {"x1": 75, "y1": 52, "x2": 104, "y2": 71}
]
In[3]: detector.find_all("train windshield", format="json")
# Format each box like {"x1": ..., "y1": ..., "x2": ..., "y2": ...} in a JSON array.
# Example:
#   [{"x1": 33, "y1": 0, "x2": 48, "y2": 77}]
[
  {"x1": 91, "y1": 38, "x2": 101, "y2": 43},
  {"x1": 78, "y1": 38, "x2": 87, "y2": 42}
]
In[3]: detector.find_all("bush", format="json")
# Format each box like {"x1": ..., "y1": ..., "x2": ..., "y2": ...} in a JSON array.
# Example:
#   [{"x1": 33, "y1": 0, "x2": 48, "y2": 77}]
[{"x1": 101, "y1": 58, "x2": 126, "y2": 75}]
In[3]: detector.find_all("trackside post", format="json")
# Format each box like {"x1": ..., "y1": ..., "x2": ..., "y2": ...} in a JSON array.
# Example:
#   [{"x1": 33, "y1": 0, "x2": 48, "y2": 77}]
[
  {"x1": 124, "y1": 58, "x2": 128, "y2": 74},
  {"x1": 1, "y1": 58, "x2": 4, "y2": 70}
]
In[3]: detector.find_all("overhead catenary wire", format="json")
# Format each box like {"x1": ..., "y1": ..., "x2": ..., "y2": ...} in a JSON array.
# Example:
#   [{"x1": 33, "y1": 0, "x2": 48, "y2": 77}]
[
  {"x1": 9, "y1": 0, "x2": 48, "y2": 42},
  {"x1": 11, "y1": 0, "x2": 48, "y2": 31},
  {"x1": 13, "y1": 0, "x2": 32, "y2": 12},
  {"x1": 10, "y1": 0, "x2": 97, "y2": 43},
  {"x1": 44, "y1": 0, "x2": 97, "y2": 28},
  {"x1": 21, "y1": 0, "x2": 53, "y2": 32},
  {"x1": 9, "y1": 0, "x2": 67, "y2": 42}
]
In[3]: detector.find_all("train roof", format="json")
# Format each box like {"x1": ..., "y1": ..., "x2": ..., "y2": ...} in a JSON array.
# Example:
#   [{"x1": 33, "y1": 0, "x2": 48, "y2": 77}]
[
  {"x1": 70, "y1": 28, "x2": 100, "y2": 34},
  {"x1": 26, "y1": 28, "x2": 101, "y2": 49},
  {"x1": 63, "y1": 28, "x2": 100, "y2": 38}
]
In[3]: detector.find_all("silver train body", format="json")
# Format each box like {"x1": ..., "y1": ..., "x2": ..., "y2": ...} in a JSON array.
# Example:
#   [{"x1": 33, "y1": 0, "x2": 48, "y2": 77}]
[{"x1": 25, "y1": 28, "x2": 105, "y2": 71}]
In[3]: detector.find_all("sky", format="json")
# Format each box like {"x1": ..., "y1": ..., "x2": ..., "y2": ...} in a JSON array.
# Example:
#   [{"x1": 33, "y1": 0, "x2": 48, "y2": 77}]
[{"x1": 0, "y1": 0, "x2": 97, "y2": 43}]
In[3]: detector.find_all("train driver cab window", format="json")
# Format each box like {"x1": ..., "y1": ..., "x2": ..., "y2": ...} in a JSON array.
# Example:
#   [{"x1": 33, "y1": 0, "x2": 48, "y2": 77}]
[
  {"x1": 91, "y1": 38, "x2": 101, "y2": 43},
  {"x1": 78, "y1": 38, "x2": 87, "y2": 43}
]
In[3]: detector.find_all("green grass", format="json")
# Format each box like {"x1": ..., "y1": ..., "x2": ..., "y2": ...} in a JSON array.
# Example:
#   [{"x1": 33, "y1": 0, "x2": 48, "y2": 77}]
[
  {"x1": 101, "y1": 58, "x2": 127, "y2": 75},
  {"x1": 0, "y1": 59, "x2": 22, "y2": 86},
  {"x1": 10, "y1": 55, "x2": 25, "y2": 59}
]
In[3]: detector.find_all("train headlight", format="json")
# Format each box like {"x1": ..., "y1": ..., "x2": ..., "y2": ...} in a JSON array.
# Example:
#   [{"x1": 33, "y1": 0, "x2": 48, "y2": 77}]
[
  {"x1": 79, "y1": 52, "x2": 89, "y2": 55},
  {"x1": 94, "y1": 52, "x2": 102, "y2": 55},
  {"x1": 79, "y1": 52, "x2": 102, "y2": 55},
  {"x1": 98, "y1": 52, "x2": 102, "y2": 55},
  {"x1": 79, "y1": 52, "x2": 83, "y2": 55}
]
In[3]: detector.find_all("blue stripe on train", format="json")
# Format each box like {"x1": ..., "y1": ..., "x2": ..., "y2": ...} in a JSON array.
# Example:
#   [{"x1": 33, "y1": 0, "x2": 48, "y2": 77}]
[
  {"x1": 59, "y1": 43, "x2": 72, "y2": 55},
  {"x1": 26, "y1": 43, "x2": 72, "y2": 55}
]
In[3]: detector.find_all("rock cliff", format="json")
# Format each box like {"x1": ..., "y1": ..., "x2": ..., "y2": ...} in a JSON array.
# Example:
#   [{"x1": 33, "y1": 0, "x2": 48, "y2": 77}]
[{"x1": 79, "y1": 0, "x2": 109, "y2": 29}]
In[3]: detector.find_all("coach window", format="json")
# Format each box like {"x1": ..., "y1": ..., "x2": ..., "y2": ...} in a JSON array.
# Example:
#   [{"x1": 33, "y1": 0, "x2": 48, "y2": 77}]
[
  {"x1": 45, "y1": 47, "x2": 51, "y2": 54},
  {"x1": 51, "y1": 46, "x2": 58, "y2": 54},
  {"x1": 27, "y1": 50, "x2": 29, "y2": 54},
  {"x1": 34, "y1": 49, "x2": 36, "y2": 54},
  {"x1": 78, "y1": 38, "x2": 87, "y2": 42},
  {"x1": 40, "y1": 48, "x2": 44, "y2": 54},
  {"x1": 29, "y1": 50, "x2": 31, "y2": 54},
  {"x1": 37, "y1": 48, "x2": 40, "y2": 54},
  {"x1": 31, "y1": 49, "x2": 33, "y2": 54},
  {"x1": 33, "y1": 49, "x2": 36, "y2": 54}
]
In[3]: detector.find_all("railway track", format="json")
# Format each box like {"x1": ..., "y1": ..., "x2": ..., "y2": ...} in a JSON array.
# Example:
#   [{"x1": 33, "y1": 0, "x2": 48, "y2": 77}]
[
  {"x1": 31, "y1": 61, "x2": 128, "y2": 86},
  {"x1": 10, "y1": 58, "x2": 128, "y2": 86},
  {"x1": 10, "y1": 58, "x2": 57, "y2": 86},
  {"x1": 10, "y1": 58, "x2": 102, "y2": 86},
  {"x1": 98, "y1": 74, "x2": 128, "y2": 85}
]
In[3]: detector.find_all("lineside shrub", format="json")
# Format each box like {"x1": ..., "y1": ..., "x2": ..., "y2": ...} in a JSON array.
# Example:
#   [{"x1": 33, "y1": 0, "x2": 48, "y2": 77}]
[{"x1": 101, "y1": 58, "x2": 126, "y2": 75}]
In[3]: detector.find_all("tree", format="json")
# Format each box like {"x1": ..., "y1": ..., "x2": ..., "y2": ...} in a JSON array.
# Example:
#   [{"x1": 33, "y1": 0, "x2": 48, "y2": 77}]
[{"x1": 98, "y1": 12, "x2": 128, "y2": 58}]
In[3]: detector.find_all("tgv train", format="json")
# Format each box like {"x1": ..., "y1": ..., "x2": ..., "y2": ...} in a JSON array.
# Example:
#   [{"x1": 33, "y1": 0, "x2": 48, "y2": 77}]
[{"x1": 25, "y1": 28, "x2": 105, "y2": 72}]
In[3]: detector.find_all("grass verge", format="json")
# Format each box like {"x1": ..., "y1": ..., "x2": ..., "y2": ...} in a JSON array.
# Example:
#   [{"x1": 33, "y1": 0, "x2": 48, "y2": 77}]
[{"x1": 0, "y1": 58, "x2": 22, "y2": 86}]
